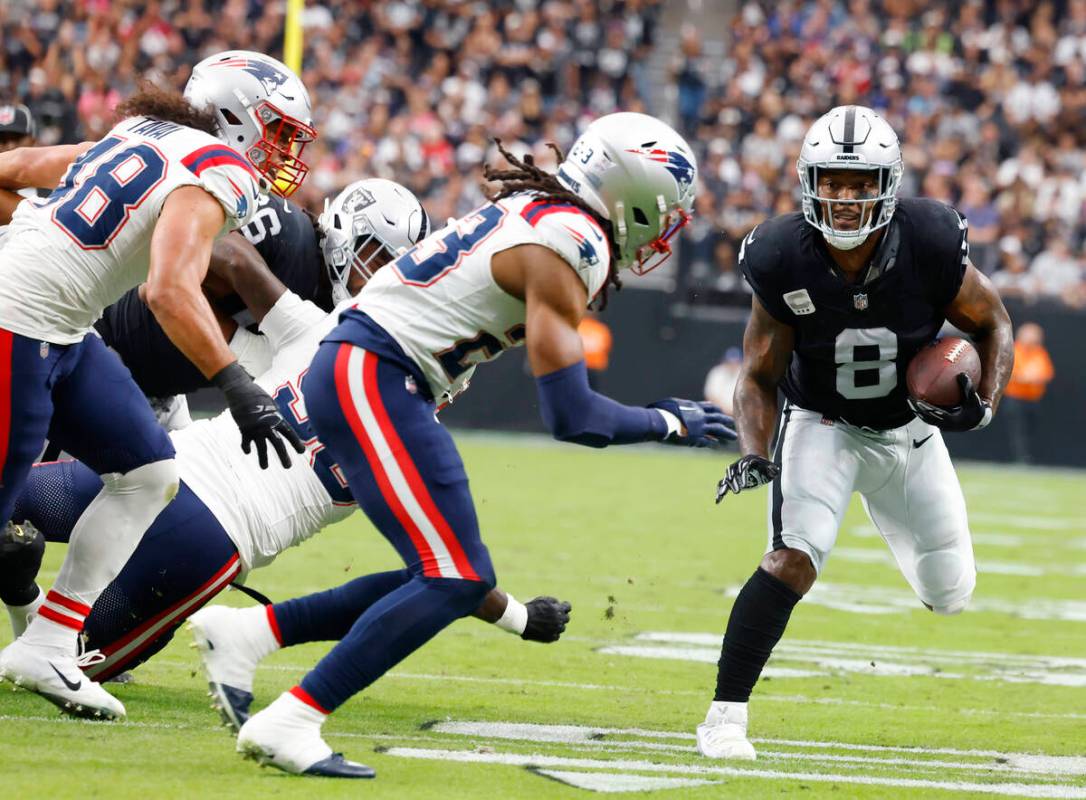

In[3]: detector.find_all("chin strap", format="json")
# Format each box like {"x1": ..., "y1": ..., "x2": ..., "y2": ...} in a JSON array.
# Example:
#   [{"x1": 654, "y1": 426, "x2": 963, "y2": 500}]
[{"x1": 822, "y1": 229, "x2": 871, "y2": 251}]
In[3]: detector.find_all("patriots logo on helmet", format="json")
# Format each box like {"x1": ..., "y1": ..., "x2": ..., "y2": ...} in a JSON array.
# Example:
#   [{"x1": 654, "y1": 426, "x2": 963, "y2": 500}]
[
  {"x1": 625, "y1": 146, "x2": 696, "y2": 189},
  {"x1": 213, "y1": 57, "x2": 290, "y2": 95}
]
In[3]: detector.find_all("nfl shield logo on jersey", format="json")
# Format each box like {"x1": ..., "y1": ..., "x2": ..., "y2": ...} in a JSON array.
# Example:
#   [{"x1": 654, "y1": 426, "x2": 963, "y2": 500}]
[
  {"x1": 853, "y1": 292, "x2": 869, "y2": 311},
  {"x1": 39, "y1": 342, "x2": 49, "y2": 359}
]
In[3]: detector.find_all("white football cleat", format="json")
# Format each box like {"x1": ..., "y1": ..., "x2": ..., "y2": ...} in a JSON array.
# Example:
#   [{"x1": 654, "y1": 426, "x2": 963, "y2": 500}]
[
  {"x1": 696, "y1": 701, "x2": 757, "y2": 760},
  {"x1": 188, "y1": 605, "x2": 275, "y2": 732},
  {"x1": 237, "y1": 692, "x2": 374, "y2": 778},
  {"x1": 0, "y1": 638, "x2": 124, "y2": 720}
]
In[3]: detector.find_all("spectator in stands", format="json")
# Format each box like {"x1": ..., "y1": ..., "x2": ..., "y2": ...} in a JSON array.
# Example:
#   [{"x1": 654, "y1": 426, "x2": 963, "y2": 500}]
[
  {"x1": 577, "y1": 312, "x2": 613, "y2": 391},
  {"x1": 703, "y1": 347, "x2": 743, "y2": 416},
  {"x1": 1002, "y1": 322, "x2": 1056, "y2": 463}
]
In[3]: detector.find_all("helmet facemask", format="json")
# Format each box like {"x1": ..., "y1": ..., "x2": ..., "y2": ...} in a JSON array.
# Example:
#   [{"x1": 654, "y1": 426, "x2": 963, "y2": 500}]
[
  {"x1": 320, "y1": 207, "x2": 399, "y2": 304},
  {"x1": 248, "y1": 101, "x2": 316, "y2": 199},
  {"x1": 799, "y1": 162, "x2": 903, "y2": 251},
  {"x1": 624, "y1": 204, "x2": 692, "y2": 275}
]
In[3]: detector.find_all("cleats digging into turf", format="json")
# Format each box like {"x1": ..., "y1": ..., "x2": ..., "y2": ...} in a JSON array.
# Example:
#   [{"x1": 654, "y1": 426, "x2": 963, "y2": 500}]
[
  {"x1": 187, "y1": 605, "x2": 270, "y2": 732},
  {"x1": 0, "y1": 638, "x2": 125, "y2": 720},
  {"x1": 696, "y1": 701, "x2": 757, "y2": 760},
  {"x1": 237, "y1": 692, "x2": 375, "y2": 778}
]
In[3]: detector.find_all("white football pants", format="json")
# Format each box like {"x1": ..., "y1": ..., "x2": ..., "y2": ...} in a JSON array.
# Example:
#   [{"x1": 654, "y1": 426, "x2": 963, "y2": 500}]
[{"x1": 766, "y1": 404, "x2": 976, "y2": 615}]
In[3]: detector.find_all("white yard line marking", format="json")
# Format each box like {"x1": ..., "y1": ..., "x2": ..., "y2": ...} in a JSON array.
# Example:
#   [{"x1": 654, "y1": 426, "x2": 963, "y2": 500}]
[
  {"x1": 387, "y1": 747, "x2": 1086, "y2": 798},
  {"x1": 968, "y1": 513, "x2": 1084, "y2": 530},
  {"x1": 727, "y1": 582, "x2": 1086, "y2": 622},
  {"x1": 534, "y1": 769, "x2": 714, "y2": 793},
  {"x1": 603, "y1": 634, "x2": 1086, "y2": 687}
]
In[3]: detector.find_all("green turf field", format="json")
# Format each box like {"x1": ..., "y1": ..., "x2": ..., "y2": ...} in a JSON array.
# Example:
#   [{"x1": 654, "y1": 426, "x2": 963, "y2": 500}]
[{"x1": 2, "y1": 433, "x2": 1084, "y2": 799}]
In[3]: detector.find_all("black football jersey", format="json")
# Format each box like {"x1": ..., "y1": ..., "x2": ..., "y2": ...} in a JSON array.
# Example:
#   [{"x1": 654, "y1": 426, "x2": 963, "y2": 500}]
[
  {"x1": 740, "y1": 198, "x2": 968, "y2": 430},
  {"x1": 95, "y1": 196, "x2": 329, "y2": 397}
]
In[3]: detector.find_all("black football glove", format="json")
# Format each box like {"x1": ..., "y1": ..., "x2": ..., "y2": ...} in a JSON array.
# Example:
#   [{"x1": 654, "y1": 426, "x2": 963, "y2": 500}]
[
  {"x1": 907, "y1": 373, "x2": 993, "y2": 433},
  {"x1": 521, "y1": 596, "x2": 572, "y2": 643},
  {"x1": 647, "y1": 398, "x2": 737, "y2": 448},
  {"x1": 716, "y1": 454, "x2": 781, "y2": 503},
  {"x1": 212, "y1": 362, "x2": 306, "y2": 470}
]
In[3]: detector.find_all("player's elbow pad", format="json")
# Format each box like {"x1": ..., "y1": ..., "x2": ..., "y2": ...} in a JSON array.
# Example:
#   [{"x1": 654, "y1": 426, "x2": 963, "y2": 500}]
[{"x1": 535, "y1": 360, "x2": 666, "y2": 448}]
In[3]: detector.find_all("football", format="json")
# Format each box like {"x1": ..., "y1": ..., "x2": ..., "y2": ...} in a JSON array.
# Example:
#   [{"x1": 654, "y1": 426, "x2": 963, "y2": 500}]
[{"x1": 906, "y1": 336, "x2": 982, "y2": 407}]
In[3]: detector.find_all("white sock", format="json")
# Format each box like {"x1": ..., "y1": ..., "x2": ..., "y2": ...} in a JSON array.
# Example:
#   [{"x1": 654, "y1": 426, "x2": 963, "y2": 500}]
[
  {"x1": 249, "y1": 690, "x2": 333, "y2": 769},
  {"x1": 236, "y1": 604, "x2": 281, "y2": 661},
  {"x1": 6, "y1": 586, "x2": 44, "y2": 639},
  {"x1": 52, "y1": 459, "x2": 178, "y2": 608}
]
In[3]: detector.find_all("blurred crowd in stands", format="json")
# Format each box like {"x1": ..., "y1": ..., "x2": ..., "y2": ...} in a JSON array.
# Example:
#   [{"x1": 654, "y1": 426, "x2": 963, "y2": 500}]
[
  {"x1": 677, "y1": 0, "x2": 1086, "y2": 309},
  {"x1": 1, "y1": 0, "x2": 1083, "y2": 309},
  {"x1": 0, "y1": 0, "x2": 663, "y2": 232}
]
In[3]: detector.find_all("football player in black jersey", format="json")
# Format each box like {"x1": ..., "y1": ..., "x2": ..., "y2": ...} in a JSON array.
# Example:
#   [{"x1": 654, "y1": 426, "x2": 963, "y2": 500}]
[
  {"x1": 696, "y1": 106, "x2": 1014, "y2": 760},
  {"x1": 93, "y1": 178, "x2": 430, "y2": 419}
]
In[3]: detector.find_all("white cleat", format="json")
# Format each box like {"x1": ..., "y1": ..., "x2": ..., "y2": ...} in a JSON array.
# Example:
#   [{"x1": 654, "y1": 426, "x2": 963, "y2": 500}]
[
  {"x1": 696, "y1": 701, "x2": 757, "y2": 760},
  {"x1": 0, "y1": 638, "x2": 125, "y2": 720},
  {"x1": 237, "y1": 694, "x2": 374, "y2": 778},
  {"x1": 188, "y1": 605, "x2": 271, "y2": 732}
]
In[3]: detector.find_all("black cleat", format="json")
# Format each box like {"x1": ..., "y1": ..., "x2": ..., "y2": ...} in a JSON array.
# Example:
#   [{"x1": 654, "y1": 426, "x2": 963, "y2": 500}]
[
  {"x1": 209, "y1": 682, "x2": 254, "y2": 732},
  {"x1": 303, "y1": 754, "x2": 376, "y2": 779}
]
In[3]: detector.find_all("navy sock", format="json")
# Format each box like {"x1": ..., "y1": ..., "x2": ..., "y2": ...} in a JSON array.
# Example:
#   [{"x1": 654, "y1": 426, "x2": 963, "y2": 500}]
[
  {"x1": 300, "y1": 575, "x2": 489, "y2": 711},
  {"x1": 271, "y1": 569, "x2": 412, "y2": 647},
  {"x1": 714, "y1": 567, "x2": 802, "y2": 703}
]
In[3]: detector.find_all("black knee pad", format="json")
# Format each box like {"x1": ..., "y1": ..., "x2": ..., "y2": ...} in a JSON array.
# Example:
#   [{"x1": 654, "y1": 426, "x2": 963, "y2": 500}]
[{"x1": 0, "y1": 523, "x2": 46, "y2": 606}]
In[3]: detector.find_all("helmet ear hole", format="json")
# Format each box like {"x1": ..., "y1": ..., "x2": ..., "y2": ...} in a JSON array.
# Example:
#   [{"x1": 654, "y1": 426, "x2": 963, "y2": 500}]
[
  {"x1": 632, "y1": 206, "x2": 649, "y2": 226},
  {"x1": 221, "y1": 108, "x2": 244, "y2": 126}
]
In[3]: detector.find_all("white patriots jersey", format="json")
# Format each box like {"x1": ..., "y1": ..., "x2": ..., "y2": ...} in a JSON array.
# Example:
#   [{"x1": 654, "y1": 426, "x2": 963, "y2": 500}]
[
  {"x1": 0, "y1": 116, "x2": 260, "y2": 344},
  {"x1": 170, "y1": 293, "x2": 355, "y2": 573},
  {"x1": 356, "y1": 193, "x2": 611, "y2": 400}
]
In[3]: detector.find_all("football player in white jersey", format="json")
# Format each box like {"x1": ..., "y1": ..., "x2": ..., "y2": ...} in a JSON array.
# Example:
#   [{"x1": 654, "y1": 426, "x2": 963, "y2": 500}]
[
  {"x1": 0, "y1": 51, "x2": 313, "y2": 720},
  {"x1": 3, "y1": 181, "x2": 571, "y2": 726},
  {"x1": 196, "y1": 113, "x2": 735, "y2": 779}
]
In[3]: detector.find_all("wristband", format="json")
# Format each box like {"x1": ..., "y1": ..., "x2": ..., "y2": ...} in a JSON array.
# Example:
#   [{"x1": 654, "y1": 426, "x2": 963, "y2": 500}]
[
  {"x1": 494, "y1": 594, "x2": 529, "y2": 636},
  {"x1": 656, "y1": 409, "x2": 682, "y2": 439}
]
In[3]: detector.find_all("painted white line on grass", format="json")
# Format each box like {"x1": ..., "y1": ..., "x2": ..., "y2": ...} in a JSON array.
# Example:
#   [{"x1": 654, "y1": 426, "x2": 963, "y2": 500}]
[
  {"x1": 146, "y1": 659, "x2": 1086, "y2": 720},
  {"x1": 386, "y1": 747, "x2": 1086, "y2": 799},
  {"x1": 728, "y1": 582, "x2": 1086, "y2": 622},
  {"x1": 430, "y1": 721, "x2": 1086, "y2": 776},
  {"x1": 603, "y1": 634, "x2": 1086, "y2": 688},
  {"x1": 969, "y1": 513, "x2": 1084, "y2": 530},
  {"x1": 534, "y1": 769, "x2": 714, "y2": 793}
]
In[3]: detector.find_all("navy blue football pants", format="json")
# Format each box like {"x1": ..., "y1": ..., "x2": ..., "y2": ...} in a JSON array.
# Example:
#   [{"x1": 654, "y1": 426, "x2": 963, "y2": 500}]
[
  {"x1": 10, "y1": 458, "x2": 239, "y2": 681},
  {"x1": 270, "y1": 342, "x2": 495, "y2": 713},
  {"x1": 0, "y1": 328, "x2": 174, "y2": 528}
]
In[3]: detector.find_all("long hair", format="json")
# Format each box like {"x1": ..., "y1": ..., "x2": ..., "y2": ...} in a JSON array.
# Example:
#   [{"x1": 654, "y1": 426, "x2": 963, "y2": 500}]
[
  {"x1": 114, "y1": 82, "x2": 219, "y2": 136},
  {"x1": 484, "y1": 140, "x2": 621, "y2": 309}
]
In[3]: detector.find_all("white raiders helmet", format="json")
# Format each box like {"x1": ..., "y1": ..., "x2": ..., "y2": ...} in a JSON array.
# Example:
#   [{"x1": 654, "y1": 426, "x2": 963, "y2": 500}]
[
  {"x1": 184, "y1": 50, "x2": 316, "y2": 198},
  {"x1": 797, "y1": 105, "x2": 903, "y2": 251},
  {"x1": 318, "y1": 178, "x2": 429, "y2": 304},
  {"x1": 556, "y1": 112, "x2": 697, "y2": 274}
]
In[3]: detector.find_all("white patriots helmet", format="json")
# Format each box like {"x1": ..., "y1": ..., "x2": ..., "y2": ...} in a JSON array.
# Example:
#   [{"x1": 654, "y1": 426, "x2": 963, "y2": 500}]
[
  {"x1": 318, "y1": 178, "x2": 429, "y2": 304},
  {"x1": 556, "y1": 112, "x2": 697, "y2": 275},
  {"x1": 184, "y1": 50, "x2": 316, "y2": 198},
  {"x1": 797, "y1": 105, "x2": 904, "y2": 251}
]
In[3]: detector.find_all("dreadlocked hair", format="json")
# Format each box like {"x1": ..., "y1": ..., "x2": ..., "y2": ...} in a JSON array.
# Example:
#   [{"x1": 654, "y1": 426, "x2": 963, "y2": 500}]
[{"x1": 484, "y1": 139, "x2": 622, "y2": 309}]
